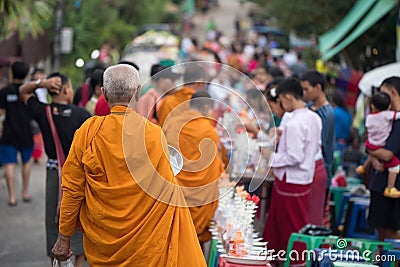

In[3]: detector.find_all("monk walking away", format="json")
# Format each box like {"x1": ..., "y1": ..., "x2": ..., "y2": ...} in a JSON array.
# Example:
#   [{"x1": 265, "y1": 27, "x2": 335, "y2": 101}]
[
  {"x1": 163, "y1": 90, "x2": 226, "y2": 250},
  {"x1": 157, "y1": 63, "x2": 207, "y2": 126},
  {"x1": 51, "y1": 64, "x2": 206, "y2": 266}
]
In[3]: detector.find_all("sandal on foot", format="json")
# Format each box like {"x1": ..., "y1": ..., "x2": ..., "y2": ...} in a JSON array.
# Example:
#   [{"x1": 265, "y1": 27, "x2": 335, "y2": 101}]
[
  {"x1": 8, "y1": 201, "x2": 17, "y2": 207},
  {"x1": 356, "y1": 165, "x2": 365, "y2": 175},
  {"x1": 384, "y1": 188, "x2": 400, "y2": 198},
  {"x1": 22, "y1": 197, "x2": 32, "y2": 203}
]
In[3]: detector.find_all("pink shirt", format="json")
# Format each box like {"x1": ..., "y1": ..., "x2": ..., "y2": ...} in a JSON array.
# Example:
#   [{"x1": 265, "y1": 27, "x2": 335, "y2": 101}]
[
  {"x1": 136, "y1": 89, "x2": 162, "y2": 125},
  {"x1": 366, "y1": 111, "x2": 400, "y2": 146},
  {"x1": 270, "y1": 108, "x2": 322, "y2": 185}
]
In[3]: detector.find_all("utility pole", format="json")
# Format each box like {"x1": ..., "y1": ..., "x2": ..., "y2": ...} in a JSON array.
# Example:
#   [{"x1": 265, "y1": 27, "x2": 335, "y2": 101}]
[
  {"x1": 53, "y1": 0, "x2": 64, "y2": 71},
  {"x1": 397, "y1": 0, "x2": 400, "y2": 61}
]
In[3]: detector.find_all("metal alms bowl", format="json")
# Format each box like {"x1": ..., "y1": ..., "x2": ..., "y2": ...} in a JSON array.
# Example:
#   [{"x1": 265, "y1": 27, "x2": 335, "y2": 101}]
[{"x1": 168, "y1": 145, "x2": 183, "y2": 176}]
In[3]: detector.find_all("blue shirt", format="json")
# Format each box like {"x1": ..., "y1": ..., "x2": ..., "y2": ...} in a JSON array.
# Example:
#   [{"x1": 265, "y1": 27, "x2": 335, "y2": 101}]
[
  {"x1": 334, "y1": 107, "x2": 352, "y2": 141},
  {"x1": 369, "y1": 120, "x2": 400, "y2": 193},
  {"x1": 309, "y1": 103, "x2": 335, "y2": 178}
]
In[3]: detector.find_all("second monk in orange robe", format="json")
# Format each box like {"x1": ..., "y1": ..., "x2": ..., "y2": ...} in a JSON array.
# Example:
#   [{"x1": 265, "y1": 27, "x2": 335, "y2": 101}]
[
  {"x1": 163, "y1": 90, "x2": 225, "y2": 246},
  {"x1": 157, "y1": 63, "x2": 207, "y2": 126}
]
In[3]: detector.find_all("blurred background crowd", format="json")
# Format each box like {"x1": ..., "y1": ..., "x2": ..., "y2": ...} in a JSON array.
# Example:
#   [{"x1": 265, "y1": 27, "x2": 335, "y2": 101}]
[{"x1": 0, "y1": 0, "x2": 400, "y2": 266}]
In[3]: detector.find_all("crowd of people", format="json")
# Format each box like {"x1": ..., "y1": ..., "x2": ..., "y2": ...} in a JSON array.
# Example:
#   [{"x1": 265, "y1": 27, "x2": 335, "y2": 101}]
[{"x1": 0, "y1": 9, "x2": 399, "y2": 267}]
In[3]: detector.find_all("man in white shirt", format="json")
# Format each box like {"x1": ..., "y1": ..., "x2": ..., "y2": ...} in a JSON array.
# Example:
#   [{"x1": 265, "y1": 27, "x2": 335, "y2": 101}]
[{"x1": 262, "y1": 78, "x2": 322, "y2": 263}]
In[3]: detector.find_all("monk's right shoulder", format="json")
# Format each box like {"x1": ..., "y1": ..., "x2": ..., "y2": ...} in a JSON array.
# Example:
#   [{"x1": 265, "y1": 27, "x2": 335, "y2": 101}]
[{"x1": 144, "y1": 119, "x2": 169, "y2": 144}]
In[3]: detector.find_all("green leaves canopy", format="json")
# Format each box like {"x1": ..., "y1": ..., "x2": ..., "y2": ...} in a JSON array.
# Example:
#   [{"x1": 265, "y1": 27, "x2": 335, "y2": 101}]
[
  {"x1": 61, "y1": 0, "x2": 171, "y2": 85},
  {"x1": 0, "y1": 0, "x2": 53, "y2": 39},
  {"x1": 254, "y1": 0, "x2": 357, "y2": 37}
]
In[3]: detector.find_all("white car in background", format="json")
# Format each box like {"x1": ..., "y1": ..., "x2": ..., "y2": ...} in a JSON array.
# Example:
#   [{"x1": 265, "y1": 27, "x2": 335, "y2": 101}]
[{"x1": 121, "y1": 24, "x2": 180, "y2": 82}]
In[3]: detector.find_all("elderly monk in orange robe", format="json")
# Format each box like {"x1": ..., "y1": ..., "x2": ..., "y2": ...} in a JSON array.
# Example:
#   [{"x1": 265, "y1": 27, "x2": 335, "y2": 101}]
[
  {"x1": 163, "y1": 90, "x2": 225, "y2": 248},
  {"x1": 157, "y1": 63, "x2": 207, "y2": 126},
  {"x1": 52, "y1": 64, "x2": 206, "y2": 267}
]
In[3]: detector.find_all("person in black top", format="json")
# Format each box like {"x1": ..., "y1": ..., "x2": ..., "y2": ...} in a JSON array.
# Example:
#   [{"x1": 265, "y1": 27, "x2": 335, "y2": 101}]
[
  {"x1": 20, "y1": 73, "x2": 90, "y2": 267},
  {"x1": 0, "y1": 61, "x2": 33, "y2": 206},
  {"x1": 367, "y1": 77, "x2": 400, "y2": 241}
]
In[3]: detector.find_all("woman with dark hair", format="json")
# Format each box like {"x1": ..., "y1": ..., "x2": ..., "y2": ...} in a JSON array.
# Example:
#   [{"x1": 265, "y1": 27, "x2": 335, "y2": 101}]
[
  {"x1": 264, "y1": 78, "x2": 285, "y2": 132},
  {"x1": 332, "y1": 92, "x2": 352, "y2": 152},
  {"x1": 243, "y1": 79, "x2": 284, "y2": 137},
  {"x1": 262, "y1": 78, "x2": 322, "y2": 264}
]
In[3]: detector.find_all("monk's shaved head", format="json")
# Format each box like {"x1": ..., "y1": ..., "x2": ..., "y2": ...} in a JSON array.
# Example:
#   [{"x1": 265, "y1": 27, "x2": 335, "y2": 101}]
[
  {"x1": 190, "y1": 90, "x2": 213, "y2": 115},
  {"x1": 103, "y1": 64, "x2": 140, "y2": 104}
]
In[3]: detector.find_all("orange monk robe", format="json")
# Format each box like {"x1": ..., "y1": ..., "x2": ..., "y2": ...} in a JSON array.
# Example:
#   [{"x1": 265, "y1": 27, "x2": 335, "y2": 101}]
[
  {"x1": 59, "y1": 106, "x2": 206, "y2": 267},
  {"x1": 163, "y1": 109, "x2": 225, "y2": 243},
  {"x1": 157, "y1": 86, "x2": 195, "y2": 127}
]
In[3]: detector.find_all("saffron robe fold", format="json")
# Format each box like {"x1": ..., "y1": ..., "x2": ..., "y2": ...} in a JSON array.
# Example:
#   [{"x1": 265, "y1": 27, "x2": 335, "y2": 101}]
[
  {"x1": 157, "y1": 87, "x2": 195, "y2": 126},
  {"x1": 59, "y1": 106, "x2": 206, "y2": 267},
  {"x1": 163, "y1": 109, "x2": 224, "y2": 242}
]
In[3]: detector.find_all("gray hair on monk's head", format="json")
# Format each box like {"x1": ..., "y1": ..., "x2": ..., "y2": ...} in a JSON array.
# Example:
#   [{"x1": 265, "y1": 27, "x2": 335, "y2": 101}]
[{"x1": 103, "y1": 64, "x2": 140, "y2": 104}]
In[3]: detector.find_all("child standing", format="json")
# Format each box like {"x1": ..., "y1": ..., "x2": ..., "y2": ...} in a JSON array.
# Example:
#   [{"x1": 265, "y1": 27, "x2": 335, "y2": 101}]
[{"x1": 357, "y1": 92, "x2": 400, "y2": 198}]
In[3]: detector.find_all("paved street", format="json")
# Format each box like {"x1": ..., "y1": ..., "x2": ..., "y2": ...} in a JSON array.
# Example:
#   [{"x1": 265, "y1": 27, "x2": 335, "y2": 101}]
[
  {"x1": 192, "y1": 0, "x2": 251, "y2": 43},
  {"x1": 0, "y1": 161, "x2": 92, "y2": 266},
  {"x1": 0, "y1": 161, "x2": 91, "y2": 267},
  {"x1": 0, "y1": 160, "x2": 54, "y2": 267},
  {"x1": 0, "y1": 0, "x2": 250, "y2": 266}
]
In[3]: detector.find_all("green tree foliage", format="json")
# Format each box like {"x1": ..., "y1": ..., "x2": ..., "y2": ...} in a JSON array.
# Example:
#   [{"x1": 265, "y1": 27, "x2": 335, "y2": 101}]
[
  {"x1": 0, "y1": 0, "x2": 53, "y2": 39},
  {"x1": 253, "y1": 0, "x2": 395, "y2": 68},
  {"x1": 341, "y1": 9, "x2": 396, "y2": 71},
  {"x1": 61, "y1": 0, "x2": 170, "y2": 86},
  {"x1": 119, "y1": 0, "x2": 171, "y2": 26},
  {"x1": 253, "y1": 0, "x2": 357, "y2": 37}
]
